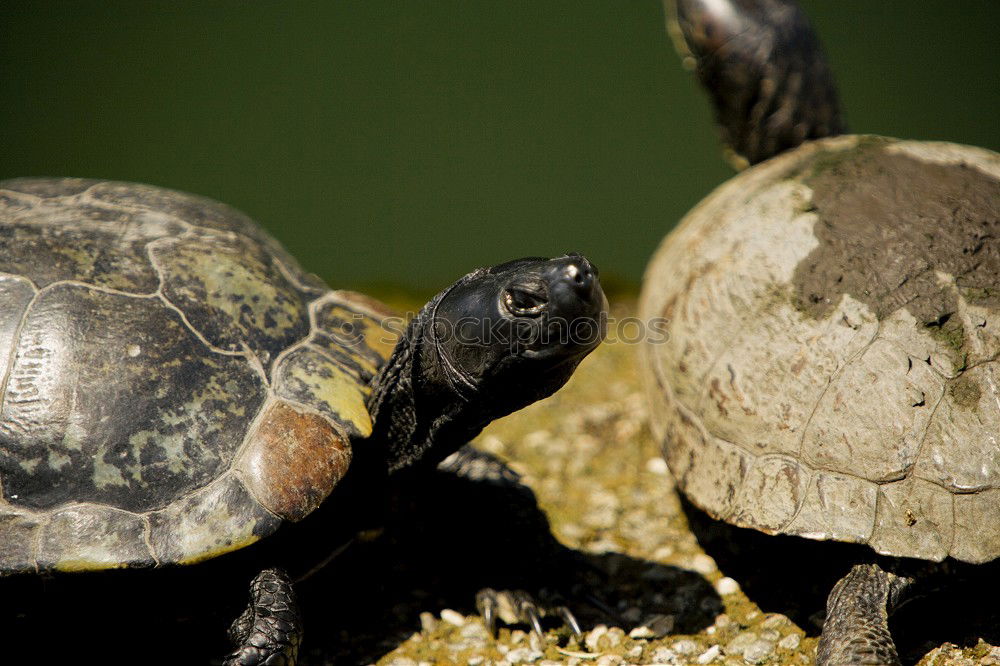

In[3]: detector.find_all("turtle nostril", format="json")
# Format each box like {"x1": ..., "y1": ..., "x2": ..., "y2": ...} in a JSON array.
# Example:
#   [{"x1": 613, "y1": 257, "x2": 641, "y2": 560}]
[{"x1": 563, "y1": 260, "x2": 594, "y2": 293}]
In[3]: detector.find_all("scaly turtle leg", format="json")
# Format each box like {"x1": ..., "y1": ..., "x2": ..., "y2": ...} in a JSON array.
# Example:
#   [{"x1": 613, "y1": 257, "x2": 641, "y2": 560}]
[
  {"x1": 816, "y1": 563, "x2": 913, "y2": 666},
  {"x1": 224, "y1": 568, "x2": 302, "y2": 666}
]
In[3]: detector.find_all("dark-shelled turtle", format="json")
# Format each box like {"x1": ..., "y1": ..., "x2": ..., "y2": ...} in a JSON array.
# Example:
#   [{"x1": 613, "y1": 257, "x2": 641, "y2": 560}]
[
  {"x1": 0, "y1": 177, "x2": 607, "y2": 664},
  {"x1": 640, "y1": 1, "x2": 999, "y2": 664}
]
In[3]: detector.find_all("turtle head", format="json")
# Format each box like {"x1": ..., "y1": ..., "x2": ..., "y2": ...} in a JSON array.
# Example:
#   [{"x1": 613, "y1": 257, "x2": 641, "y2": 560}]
[
  {"x1": 433, "y1": 253, "x2": 607, "y2": 379},
  {"x1": 368, "y1": 254, "x2": 607, "y2": 473}
]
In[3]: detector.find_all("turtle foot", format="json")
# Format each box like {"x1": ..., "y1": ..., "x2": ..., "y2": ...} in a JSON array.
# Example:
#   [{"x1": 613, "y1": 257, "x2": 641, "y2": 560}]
[
  {"x1": 816, "y1": 563, "x2": 913, "y2": 666},
  {"x1": 224, "y1": 568, "x2": 303, "y2": 666},
  {"x1": 475, "y1": 587, "x2": 581, "y2": 641}
]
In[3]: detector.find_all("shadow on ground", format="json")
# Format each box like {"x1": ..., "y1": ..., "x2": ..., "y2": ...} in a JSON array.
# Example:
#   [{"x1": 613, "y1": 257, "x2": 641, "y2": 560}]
[
  {"x1": 2, "y1": 459, "x2": 719, "y2": 666},
  {"x1": 682, "y1": 497, "x2": 1000, "y2": 663}
]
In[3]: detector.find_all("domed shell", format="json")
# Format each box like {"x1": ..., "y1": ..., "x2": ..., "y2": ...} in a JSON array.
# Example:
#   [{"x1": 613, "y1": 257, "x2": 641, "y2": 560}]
[
  {"x1": 0, "y1": 178, "x2": 398, "y2": 572},
  {"x1": 640, "y1": 136, "x2": 1000, "y2": 563}
]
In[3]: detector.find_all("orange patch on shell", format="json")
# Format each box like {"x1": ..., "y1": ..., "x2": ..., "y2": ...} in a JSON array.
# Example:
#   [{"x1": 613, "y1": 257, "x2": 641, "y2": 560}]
[{"x1": 237, "y1": 400, "x2": 352, "y2": 522}]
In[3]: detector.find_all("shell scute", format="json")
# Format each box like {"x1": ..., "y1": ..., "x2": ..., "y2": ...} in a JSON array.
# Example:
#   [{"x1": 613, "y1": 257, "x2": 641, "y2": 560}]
[
  {"x1": 273, "y1": 346, "x2": 373, "y2": 438},
  {"x1": 151, "y1": 231, "x2": 311, "y2": 371},
  {"x1": 147, "y1": 474, "x2": 281, "y2": 565},
  {"x1": 0, "y1": 283, "x2": 266, "y2": 514},
  {"x1": 37, "y1": 504, "x2": 153, "y2": 572},
  {"x1": 235, "y1": 401, "x2": 352, "y2": 522}
]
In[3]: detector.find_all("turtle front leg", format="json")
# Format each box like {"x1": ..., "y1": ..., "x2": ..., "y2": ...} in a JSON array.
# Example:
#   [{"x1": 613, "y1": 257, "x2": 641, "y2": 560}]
[
  {"x1": 224, "y1": 568, "x2": 302, "y2": 666},
  {"x1": 816, "y1": 563, "x2": 913, "y2": 666}
]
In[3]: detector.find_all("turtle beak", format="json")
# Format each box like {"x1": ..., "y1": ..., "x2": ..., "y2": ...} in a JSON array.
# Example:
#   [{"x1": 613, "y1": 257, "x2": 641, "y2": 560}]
[
  {"x1": 544, "y1": 254, "x2": 605, "y2": 320},
  {"x1": 519, "y1": 254, "x2": 608, "y2": 358}
]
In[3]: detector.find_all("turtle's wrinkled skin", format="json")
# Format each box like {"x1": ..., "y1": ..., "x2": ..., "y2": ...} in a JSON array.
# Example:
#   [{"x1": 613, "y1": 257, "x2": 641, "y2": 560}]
[
  {"x1": 0, "y1": 178, "x2": 608, "y2": 664},
  {"x1": 644, "y1": 1, "x2": 1000, "y2": 664}
]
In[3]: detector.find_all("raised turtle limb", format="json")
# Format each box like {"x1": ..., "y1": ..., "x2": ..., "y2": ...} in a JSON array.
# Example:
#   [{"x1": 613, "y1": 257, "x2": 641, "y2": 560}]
[
  {"x1": 224, "y1": 568, "x2": 302, "y2": 666},
  {"x1": 816, "y1": 563, "x2": 914, "y2": 666}
]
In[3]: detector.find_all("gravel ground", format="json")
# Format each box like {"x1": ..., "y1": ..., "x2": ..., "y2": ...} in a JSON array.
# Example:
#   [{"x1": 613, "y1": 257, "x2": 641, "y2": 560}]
[{"x1": 355, "y1": 299, "x2": 1000, "y2": 666}]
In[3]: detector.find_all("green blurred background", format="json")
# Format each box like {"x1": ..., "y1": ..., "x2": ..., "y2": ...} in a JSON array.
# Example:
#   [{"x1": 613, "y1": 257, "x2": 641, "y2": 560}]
[{"x1": 2, "y1": 1, "x2": 997, "y2": 294}]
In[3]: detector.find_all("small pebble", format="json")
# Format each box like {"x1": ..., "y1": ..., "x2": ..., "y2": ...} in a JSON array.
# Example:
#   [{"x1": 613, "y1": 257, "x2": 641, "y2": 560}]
[
  {"x1": 585, "y1": 625, "x2": 609, "y2": 652},
  {"x1": 506, "y1": 647, "x2": 543, "y2": 664},
  {"x1": 715, "y1": 577, "x2": 740, "y2": 595},
  {"x1": 742, "y1": 640, "x2": 775, "y2": 664},
  {"x1": 627, "y1": 645, "x2": 643, "y2": 659},
  {"x1": 440, "y1": 608, "x2": 466, "y2": 626},
  {"x1": 725, "y1": 632, "x2": 758, "y2": 656},
  {"x1": 419, "y1": 612, "x2": 437, "y2": 633},
  {"x1": 604, "y1": 627, "x2": 625, "y2": 648},
  {"x1": 697, "y1": 644, "x2": 721, "y2": 664},
  {"x1": 779, "y1": 634, "x2": 801, "y2": 651},
  {"x1": 651, "y1": 646, "x2": 679, "y2": 665},
  {"x1": 673, "y1": 639, "x2": 699, "y2": 655},
  {"x1": 690, "y1": 553, "x2": 717, "y2": 575},
  {"x1": 760, "y1": 614, "x2": 791, "y2": 631},
  {"x1": 760, "y1": 629, "x2": 780, "y2": 642},
  {"x1": 646, "y1": 457, "x2": 669, "y2": 475},
  {"x1": 467, "y1": 658, "x2": 485, "y2": 666}
]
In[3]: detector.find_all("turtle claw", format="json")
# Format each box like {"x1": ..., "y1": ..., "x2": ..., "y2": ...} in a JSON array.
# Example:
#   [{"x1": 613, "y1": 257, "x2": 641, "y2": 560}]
[
  {"x1": 475, "y1": 588, "x2": 582, "y2": 641},
  {"x1": 476, "y1": 588, "x2": 498, "y2": 637},
  {"x1": 555, "y1": 605, "x2": 582, "y2": 638}
]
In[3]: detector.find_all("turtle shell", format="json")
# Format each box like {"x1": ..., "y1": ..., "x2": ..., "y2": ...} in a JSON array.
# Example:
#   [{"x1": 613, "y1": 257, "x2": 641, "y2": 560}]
[
  {"x1": 0, "y1": 178, "x2": 398, "y2": 572},
  {"x1": 639, "y1": 136, "x2": 1000, "y2": 564}
]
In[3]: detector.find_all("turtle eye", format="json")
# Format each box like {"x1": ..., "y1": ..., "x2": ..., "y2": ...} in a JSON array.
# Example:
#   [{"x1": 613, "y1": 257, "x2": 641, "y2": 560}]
[{"x1": 503, "y1": 286, "x2": 547, "y2": 317}]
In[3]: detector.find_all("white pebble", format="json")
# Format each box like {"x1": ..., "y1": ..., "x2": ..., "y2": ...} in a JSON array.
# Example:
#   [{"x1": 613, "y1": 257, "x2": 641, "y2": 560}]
[
  {"x1": 584, "y1": 624, "x2": 608, "y2": 652},
  {"x1": 742, "y1": 640, "x2": 775, "y2": 664},
  {"x1": 419, "y1": 612, "x2": 437, "y2": 633},
  {"x1": 645, "y1": 457, "x2": 669, "y2": 475},
  {"x1": 440, "y1": 608, "x2": 466, "y2": 626},
  {"x1": 725, "y1": 632, "x2": 758, "y2": 656},
  {"x1": 690, "y1": 553, "x2": 717, "y2": 575},
  {"x1": 629, "y1": 625, "x2": 656, "y2": 640},
  {"x1": 715, "y1": 576, "x2": 740, "y2": 595},
  {"x1": 672, "y1": 639, "x2": 699, "y2": 655},
  {"x1": 506, "y1": 647, "x2": 543, "y2": 664},
  {"x1": 696, "y1": 644, "x2": 721, "y2": 664},
  {"x1": 651, "y1": 646, "x2": 680, "y2": 665},
  {"x1": 778, "y1": 634, "x2": 801, "y2": 650}
]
